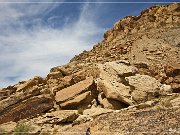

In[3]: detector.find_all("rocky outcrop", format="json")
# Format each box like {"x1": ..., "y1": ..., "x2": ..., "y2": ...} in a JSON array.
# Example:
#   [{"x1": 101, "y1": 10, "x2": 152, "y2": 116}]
[
  {"x1": 96, "y1": 61, "x2": 174, "y2": 108},
  {"x1": 97, "y1": 61, "x2": 137, "y2": 107},
  {"x1": 125, "y1": 74, "x2": 161, "y2": 103},
  {"x1": 55, "y1": 77, "x2": 97, "y2": 109},
  {"x1": 70, "y1": 3, "x2": 180, "y2": 94},
  {"x1": 16, "y1": 76, "x2": 45, "y2": 92},
  {"x1": 0, "y1": 86, "x2": 16, "y2": 100},
  {"x1": 0, "y1": 3, "x2": 180, "y2": 134},
  {"x1": 49, "y1": 75, "x2": 75, "y2": 95},
  {"x1": 0, "y1": 95, "x2": 53, "y2": 124},
  {"x1": 60, "y1": 107, "x2": 180, "y2": 134}
]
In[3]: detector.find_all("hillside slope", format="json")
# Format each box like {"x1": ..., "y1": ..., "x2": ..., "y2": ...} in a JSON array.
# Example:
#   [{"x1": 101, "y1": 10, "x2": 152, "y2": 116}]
[{"x1": 0, "y1": 3, "x2": 180, "y2": 134}]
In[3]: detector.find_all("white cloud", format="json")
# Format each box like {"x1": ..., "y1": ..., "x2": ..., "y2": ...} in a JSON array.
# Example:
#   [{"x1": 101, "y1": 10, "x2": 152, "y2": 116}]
[{"x1": 0, "y1": 1, "x2": 106, "y2": 87}]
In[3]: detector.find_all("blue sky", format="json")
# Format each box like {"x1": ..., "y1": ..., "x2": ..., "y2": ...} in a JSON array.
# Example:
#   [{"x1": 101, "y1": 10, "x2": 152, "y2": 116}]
[{"x1": 0, "y1": 0, "x2": 179, "y2": 87}]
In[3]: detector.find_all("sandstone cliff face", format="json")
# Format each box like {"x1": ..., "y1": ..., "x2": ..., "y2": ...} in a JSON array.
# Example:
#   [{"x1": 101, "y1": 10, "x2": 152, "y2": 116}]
[
  {"x1": 0, "y1": 3, "x2": 180, "y2": 134},
  {"x1": 70, "y1": 3, "x2": 180, "y2": 92}
]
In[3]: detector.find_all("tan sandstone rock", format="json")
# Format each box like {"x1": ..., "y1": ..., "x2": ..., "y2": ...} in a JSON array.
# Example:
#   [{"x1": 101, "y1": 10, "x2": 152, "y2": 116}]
[
  {"x1": 0, "y1": 95, "x2": 53, "y2": 124},
  {"x1": 17, "y1": 76, "x2": 45, "y2": 92},
  {"x1": 32, "y1": 110, "x2": 78, "y2": 124},
  {"x1": 126, "y1": 74, "x2": 161, "y2": 103},
  {"x1": 0, "y1": 121, "x2": 16, "y2": 133},
  {"x1": 0, "y1": 86, "x2": 40, "y2": 113},
  {"x1": 55, "y1": 77, "x2": 97, "y2": 109},
  {"x1": 98, "y1": 79, "x2": 134, "y2": 106}
]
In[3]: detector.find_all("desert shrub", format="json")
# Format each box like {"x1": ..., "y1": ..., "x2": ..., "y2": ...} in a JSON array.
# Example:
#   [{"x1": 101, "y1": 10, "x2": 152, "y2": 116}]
[{"x1": 13, "y1": 120, "x2": 31, "y2": 135}]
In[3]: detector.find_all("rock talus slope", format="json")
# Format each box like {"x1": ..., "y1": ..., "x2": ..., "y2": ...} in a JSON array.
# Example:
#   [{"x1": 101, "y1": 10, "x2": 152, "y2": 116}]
[{"x1": 0, "y1": 3, "x2": 180, "y2": 134}]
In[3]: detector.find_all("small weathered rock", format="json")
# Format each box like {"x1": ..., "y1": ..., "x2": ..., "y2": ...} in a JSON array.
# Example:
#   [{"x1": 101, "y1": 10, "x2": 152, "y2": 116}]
[
  {"x1": 170, "y1": 95, "x2": 180, "y2": 108},
  {"x1": 17, "y1": 76, "x2": 45, "y2": 92},
  {"x1": 165, "y1": 63, "x2": 180, "y2": 77},
  {"x1": 131, "y1": 90, "x2": 148, "y2": 103},
  {"x1": 160, "y1": 84, "x2": 172, "y2": 95},
  {"x1": 73, "y1": 115, "x2": 93, "y2": 125},
  {"x1": 83, "y1": 108, "x2": 113, "y2": 117},
  {"x1": 135, "y1": 100, "x2": 158, "y2": 109},
  {"x1": 0, "y1": 86, "x2": 16, "y2": 100},
  {"x1": 0, "y1": 121, "x2": 16, "y2": 133},
  {"x1": 47, "y1": 71, "x2": 63, "y2": 80},
  {"x1": 50, "y1": 66, "x2": 71, "y2": 76},
  {"x1": 30, "y1": 124, "x2": 41, "y2": 134}
]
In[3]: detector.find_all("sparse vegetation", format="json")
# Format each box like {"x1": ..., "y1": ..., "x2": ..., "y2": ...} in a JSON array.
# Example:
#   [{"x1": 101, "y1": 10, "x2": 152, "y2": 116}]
[{"x1": 13, "y1": 120, "x2": 31, "y2": 135}]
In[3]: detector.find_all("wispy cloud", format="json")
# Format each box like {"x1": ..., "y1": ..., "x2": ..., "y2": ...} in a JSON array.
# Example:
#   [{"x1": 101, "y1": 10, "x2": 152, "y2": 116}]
[{"x1": 0, "y1": 0, "x2": 106, "y2": 87}]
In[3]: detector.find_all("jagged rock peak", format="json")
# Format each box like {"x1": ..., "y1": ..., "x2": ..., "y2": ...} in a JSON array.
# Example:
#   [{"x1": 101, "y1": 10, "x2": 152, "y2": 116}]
[{"x1": 104, "y1": 3, "x2": 180, "y2": 39}]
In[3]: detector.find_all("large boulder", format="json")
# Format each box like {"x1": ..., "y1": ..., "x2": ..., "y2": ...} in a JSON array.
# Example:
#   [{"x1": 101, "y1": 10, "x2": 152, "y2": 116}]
[
  {"x1": 98, "y1": 79, "x2": 134, "y2": 106},
  {"x1": 97, "y1": 61, "x2": 136, "y2": 106},
  {"x1": 97, "y1": 61, "x2": 170, "y2": 106},
  {"x1": 98, "y1": 61, "x2": 137, "y2": 85},
  {"x1": 60, "y1": 91, "x2": 92, "y2": 109},
  {"x1": 31, "y1": 110, "x2": 78, "y2": 124},
  {"x1": 0, "y1": 95, "x2": 53, "y2": 124},
  {"x1": 98, "y1": 92, "x2": 129, "y2": 110},
  {"x1": 55, "y1": 77, "x2": 97, "y2": 109},
  {"x1": 49, "y1": 75, "x2": 75, "y2": 95},
  {"x1": 125, "y1": 74, "x2": 161, "y2": 103},
  {"x1": 104, "y1": 61, "x2": 137, "y2": 77}
]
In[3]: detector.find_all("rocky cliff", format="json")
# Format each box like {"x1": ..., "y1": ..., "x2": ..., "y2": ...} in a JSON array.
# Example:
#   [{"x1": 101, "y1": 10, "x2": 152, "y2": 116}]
[{"x1": 0, "y1": 3, "x2": 180, "y2": 135}]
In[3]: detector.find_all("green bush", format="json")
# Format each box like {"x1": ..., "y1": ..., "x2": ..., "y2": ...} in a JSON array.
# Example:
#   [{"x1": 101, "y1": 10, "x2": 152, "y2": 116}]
[{"x1": 13, "y1": 120, "x2": 31, "y2": 135}]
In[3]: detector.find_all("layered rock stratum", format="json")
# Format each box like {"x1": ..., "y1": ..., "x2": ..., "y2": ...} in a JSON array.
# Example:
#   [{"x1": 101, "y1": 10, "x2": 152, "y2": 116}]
[{"x1": 0, "y1": 3, "x2": 180, "y2": 135}]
